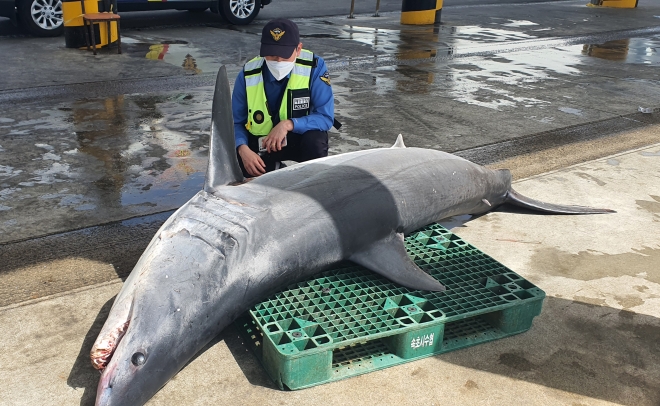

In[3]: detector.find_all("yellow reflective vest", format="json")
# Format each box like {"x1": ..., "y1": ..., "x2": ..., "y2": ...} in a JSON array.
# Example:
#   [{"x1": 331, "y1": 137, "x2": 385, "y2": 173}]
[{"x1": 243, "y1": 49, "x2": 314, "y2": 136}]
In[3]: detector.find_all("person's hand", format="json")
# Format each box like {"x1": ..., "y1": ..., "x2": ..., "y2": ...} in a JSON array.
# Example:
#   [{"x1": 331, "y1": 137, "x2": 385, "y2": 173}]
[
  {"x1": 238, "y1": 145, "x2": 266, "y2": 177},
  {"x1": 263, "y1": 120, "x2": 293, "y2": 153}
]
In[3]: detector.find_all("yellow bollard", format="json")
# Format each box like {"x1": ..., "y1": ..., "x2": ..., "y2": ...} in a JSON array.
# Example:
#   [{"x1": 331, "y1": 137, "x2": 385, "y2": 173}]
[
  {"x1": 587, "y1": 0, "x2": 638, "y2": 8},
  {"x1": 401, "y1": 0, "x2": 443, "y2": 25},
  {"x1": 63, "y1": 0, "x2": 119, "y2": 49}
]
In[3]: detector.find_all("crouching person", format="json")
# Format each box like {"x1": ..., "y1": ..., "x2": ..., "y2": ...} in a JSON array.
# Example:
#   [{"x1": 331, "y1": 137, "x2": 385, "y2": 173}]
[{"x1": 232, "y1": 18, "x2": 335, "y2": 177}]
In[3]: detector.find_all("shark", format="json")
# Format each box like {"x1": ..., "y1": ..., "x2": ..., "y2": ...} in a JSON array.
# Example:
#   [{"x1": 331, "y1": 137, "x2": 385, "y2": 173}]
[{"x1": 91, "y1": 66, "x2": 613, "y2": 406}]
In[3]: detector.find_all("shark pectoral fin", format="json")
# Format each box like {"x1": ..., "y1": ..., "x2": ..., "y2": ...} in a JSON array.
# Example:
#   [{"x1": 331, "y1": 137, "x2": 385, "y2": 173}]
[
  {"x1": 204, "y1": 66, "x2": 245, "y2": 193},
  {"x1": 350, "y1": 232, "x2": 446, "y2": 292}
]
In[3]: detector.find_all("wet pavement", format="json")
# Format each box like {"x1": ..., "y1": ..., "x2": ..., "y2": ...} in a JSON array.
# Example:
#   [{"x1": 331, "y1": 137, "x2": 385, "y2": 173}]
[
  {"x1": 1, "y1": 1, "x2": 660, "y2": 404},
  {"x1": 0, "y1": 0, "x2": 600, "y2": 38},
  {"x1": 3, "y1": 4, "x2": 660, "y2": 241},
  {"x1": 0, "y1": 90, "x2": 212, "y2": 242},
  {"x1": 4, "y1": 2, "x2": 660, "y2": 91}
]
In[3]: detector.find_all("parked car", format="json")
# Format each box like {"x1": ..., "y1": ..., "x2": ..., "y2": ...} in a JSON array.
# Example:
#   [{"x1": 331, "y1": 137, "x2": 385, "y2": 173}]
[{"x1": 0, "y1": 0, "x2": 271, "y2": 37}]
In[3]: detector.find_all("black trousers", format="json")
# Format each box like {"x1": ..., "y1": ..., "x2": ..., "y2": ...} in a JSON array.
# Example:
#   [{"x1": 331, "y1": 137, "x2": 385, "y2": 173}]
[{"x1": 237, "y1": 130, "x2": 329, "y2": 177}]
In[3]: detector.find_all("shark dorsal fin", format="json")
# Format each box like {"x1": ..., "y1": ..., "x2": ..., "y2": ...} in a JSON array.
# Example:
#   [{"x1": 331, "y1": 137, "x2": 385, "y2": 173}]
[
  {"x1": 204, "y1": 66, "x2": 244, "y2": 193},
  {"x1": 391, "y1": 134, "x2": 406, "y2": 148}
]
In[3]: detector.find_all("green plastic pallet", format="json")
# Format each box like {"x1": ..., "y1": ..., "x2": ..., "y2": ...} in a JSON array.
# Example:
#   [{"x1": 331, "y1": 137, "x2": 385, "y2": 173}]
[{"x1": 234, "y1": 223, "x2": 545, "y2": 390}]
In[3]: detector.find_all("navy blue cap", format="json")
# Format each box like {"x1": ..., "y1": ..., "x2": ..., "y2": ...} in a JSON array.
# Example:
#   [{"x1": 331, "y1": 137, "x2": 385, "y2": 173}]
[{"x1": 260, "y1": 18, "x2": 300, "y2": 59}]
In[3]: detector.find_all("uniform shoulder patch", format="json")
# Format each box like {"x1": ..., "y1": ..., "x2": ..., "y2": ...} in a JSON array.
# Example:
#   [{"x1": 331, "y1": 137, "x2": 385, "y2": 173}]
[{"x1": 320, "y1": 71, "x2": 331, "y2": 86}]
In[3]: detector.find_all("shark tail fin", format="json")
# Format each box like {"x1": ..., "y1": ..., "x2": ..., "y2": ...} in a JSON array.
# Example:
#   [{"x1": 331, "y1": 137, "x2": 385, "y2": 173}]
[
  {"x1": 204, "y1": 66, "x2": 244, "y2": 193},
  {"x1": 505, "y1": 187, "x2": 615, "y2": 214}
]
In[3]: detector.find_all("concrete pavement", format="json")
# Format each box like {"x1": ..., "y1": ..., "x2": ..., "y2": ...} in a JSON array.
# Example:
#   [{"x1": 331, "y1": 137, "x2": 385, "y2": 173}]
[{"x1": 1, "y1": 140, "x2": 658, "y2": 405}]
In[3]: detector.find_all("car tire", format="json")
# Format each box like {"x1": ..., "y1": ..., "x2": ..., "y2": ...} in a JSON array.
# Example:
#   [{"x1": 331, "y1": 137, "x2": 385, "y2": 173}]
[
  {"x1": 18, "y1": 0, "x2": 64, "y2": 37},
  {"x1": 219, "y1": 0, "x2": 260, "y2": 25}
]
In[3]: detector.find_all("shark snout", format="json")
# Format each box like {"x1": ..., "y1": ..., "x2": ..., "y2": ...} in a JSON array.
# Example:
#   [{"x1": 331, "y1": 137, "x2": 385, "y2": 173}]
[
  {"x1": 91, "y1": 215, "x2": 239, "y2": 405},
  {"x1": 94, "y1": 348, "x2": 148, "y2": 406},
  {"x1": 95, "y1": 362, "x2": 117, "y2": 406}
]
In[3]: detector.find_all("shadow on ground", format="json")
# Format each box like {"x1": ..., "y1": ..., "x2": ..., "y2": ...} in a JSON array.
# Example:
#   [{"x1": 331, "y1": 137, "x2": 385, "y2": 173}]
[
  {"x1": 439, "y1": 297, "x2": 660, "y2": 405},
  {"x1": 67, "y1": 297, "x2": 116, "y2": 406},
  {"x1": 228, "y1": 296, "x2": 660, "y2": 405},
  {"x1": 65, "y1": 292, "x2": 660, "y2": 405}
]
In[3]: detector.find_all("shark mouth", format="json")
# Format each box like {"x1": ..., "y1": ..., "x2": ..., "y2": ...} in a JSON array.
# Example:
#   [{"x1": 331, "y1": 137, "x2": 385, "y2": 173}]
[{"x1": 90, "y1": 320, "x2": 130, "y2": 370}]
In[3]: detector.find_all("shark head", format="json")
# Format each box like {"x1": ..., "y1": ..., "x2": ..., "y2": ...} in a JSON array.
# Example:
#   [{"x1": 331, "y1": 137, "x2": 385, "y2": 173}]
[
  {"x1": 94, "y1": 216, "x2": 246, "y2": 406},
  {"x1": 93, "y1": 63, "x2": 249, "y2": 405}
]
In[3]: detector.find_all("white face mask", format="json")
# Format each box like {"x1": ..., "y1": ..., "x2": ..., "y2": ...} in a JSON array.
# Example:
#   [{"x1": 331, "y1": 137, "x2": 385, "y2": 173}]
[{"x1": 265, "y1": 60, "x2": 295, "y2": 81}]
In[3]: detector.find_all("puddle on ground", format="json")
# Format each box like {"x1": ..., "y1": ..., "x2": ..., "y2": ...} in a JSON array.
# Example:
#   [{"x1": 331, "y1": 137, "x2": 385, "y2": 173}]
[
  {"x1": 558, "y1": 107, "x2": 584, "y2": 116},
  {"x1": 501, "y1": 20, "x2": 539, "y2": 28},
  {"x1": 301, "y1": 19, "x2": 659, "y2": 78},
  {"x1": 0, "y1": 91, "x2": 213, "y2": 240},
  {"x1": 72, "y1": 93, "x2": 210, "y2": 206},
  {"x1": 334, "y1": 31, "x2": 658, "y2": 111},
  {"x1": 300, "y1": 21, "x2": 657, "y2": 111},
  {"x1": 123, "y1": 36, "x2": 220, "y2": 74},
  {"x1": 124, "y1": 21, "x2": 658, "y2": 114},
  {"x1": 302, "y1": 22, "x2": 537, "y2": 67},
  {"x1": 340, "y1": 48, "x2": 581, "y2": 111},
  {"x1": 582, "y1": 38, "x2": 660, "y2": 64}
]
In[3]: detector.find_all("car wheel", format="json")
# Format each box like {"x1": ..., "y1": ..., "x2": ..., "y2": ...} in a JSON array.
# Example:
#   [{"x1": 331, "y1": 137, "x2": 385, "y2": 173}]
[
  {"x1": 219, "y1": 0, "x2": 260, "y2": 25},
  {"x1": 18, "y1": 0, "x2": 64, "y2": 37}
]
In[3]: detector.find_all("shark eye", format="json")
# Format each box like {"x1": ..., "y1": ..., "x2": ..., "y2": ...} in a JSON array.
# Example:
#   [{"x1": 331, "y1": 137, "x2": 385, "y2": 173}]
[{"x1": 131, "y1": 352, "x2": 146, "y2": 366}]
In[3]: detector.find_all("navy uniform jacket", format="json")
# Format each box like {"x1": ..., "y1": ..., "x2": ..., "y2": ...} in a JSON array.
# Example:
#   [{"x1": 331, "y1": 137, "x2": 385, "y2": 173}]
[{"x1": 232, "y1": 55, "x2": 334, "y2": 149}]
